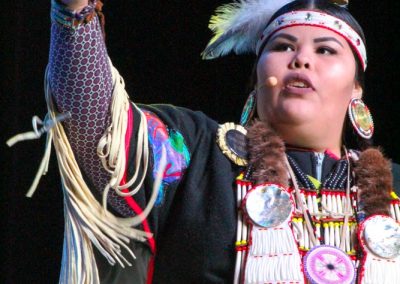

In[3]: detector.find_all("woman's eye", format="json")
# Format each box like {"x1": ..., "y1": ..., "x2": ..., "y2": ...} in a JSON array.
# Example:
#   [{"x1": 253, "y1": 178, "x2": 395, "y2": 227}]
[
  {"x1": 316, "y1": 47, "x2": 337, "y2": 55},
  {"x1": 272, "y1": 43, "x2": 295, "y2": 52}
]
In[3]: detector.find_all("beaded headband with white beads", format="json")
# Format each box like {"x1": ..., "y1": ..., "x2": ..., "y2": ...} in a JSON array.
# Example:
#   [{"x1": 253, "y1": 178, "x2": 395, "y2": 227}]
[{"x1": 256, "y1": 10, "x2": 367, "y2": 70}]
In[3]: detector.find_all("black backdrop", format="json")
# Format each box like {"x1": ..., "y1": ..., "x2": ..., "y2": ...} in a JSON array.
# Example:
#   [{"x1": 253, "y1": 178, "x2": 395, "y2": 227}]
[{"x1": 1, "y1": 1, "x2": 399, "y2": 283}]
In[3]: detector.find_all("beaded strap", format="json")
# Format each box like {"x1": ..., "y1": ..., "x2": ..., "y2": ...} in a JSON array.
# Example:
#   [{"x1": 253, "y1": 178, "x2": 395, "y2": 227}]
[
  {"x1": 287, "y1": 154, "x2": 350, "y2": 190},
  {"x1": 323, "y1": 159, "x2": 349, "y2": 189},
  {"x1": 287, "y1": 155, "x2": 315, "y2": 189},
  {"x1": 51, "y1": 0, "x2": 98, "y2": 30}
]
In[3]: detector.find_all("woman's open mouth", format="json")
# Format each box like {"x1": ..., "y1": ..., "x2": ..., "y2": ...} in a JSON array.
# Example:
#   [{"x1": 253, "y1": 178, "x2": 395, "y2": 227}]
[{"x1": 283, "y1": 74, "x2": 315, "y2": 94}]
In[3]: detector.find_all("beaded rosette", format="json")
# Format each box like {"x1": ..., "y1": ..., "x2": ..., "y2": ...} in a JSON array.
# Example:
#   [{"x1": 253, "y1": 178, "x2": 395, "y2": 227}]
[{"x1": 348, "y1": 98, "x2": 374, "y2": 139}]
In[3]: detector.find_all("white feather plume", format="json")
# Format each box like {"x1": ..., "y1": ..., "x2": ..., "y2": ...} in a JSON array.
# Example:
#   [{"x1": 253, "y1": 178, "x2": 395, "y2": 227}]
[{"x1": 202, "y1": 0, "x2": 295, "y2": 59}]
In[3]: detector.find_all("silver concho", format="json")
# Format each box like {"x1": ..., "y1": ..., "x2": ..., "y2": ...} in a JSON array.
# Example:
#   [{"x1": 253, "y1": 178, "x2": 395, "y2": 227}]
[
  {"x1": 363, "y1": 215, "x2": 400, "y2": 259},
  {"x1": 244, "y1": 183, "x2": 293, "y2": 228}
]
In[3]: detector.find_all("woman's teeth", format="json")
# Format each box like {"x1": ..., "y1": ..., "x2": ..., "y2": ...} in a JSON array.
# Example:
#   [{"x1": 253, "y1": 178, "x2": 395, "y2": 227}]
[{"x1": 288, "y1": 80, "x2": 309, "y2": 88}]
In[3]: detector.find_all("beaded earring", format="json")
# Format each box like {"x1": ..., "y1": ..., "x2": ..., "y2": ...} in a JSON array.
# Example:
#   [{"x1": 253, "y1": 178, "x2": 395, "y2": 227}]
[
  {"x1": 348, "y1": 98, "x2": 374, "y2": 139},
  {"x1": 240, "y1": 90, "x2": 256, "y2": 126}
]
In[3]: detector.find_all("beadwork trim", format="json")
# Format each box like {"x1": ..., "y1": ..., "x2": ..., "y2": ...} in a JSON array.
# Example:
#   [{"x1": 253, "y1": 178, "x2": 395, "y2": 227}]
[
  {"x1": 357, "y1": 215, "x2": 400, "y2": 283},
  {"x1": 217, "y1": 123, "x2": 248, "y2": 166},
  {"x1": 51, "y1": 0, "x2": 98, "y2": 30},
  {"x1": 256, "y1": 10, "x2": 367, "y2": 70},
  {"x1": 348, "y1": 98, "x2": 374, "y2": 139},
  {"x1": 287, "y1": 155, "x2": 315, "y2": 189}
]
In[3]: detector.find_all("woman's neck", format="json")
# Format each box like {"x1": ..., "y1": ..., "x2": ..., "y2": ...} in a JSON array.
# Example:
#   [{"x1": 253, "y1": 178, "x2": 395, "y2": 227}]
[{"x1": 271, "y1": 122, "x2": 343, "y2": 158}]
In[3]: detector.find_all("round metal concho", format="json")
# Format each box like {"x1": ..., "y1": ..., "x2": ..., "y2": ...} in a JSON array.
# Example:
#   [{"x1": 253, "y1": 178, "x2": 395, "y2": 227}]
[
  {"x1": 243, "y1": 183, "x2": 292, "y2": 228},
  {"x1": 304, "y1": 245, "x2": 355, "y2": 284},
  {"x1": 363, "y1": 215, "x2": 400, "y2": 259}
]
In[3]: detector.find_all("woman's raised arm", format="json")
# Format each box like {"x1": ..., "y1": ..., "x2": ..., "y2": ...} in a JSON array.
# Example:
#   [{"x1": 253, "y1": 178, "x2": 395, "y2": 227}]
[{"x1": 49, "y1": 0, "x2": 135, "y2": 216}]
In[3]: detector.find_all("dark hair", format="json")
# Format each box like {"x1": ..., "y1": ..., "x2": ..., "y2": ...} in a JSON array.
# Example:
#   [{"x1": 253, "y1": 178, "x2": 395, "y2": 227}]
[{"x1": 249, "y1": 0, "x2": 371, "y2": 149}]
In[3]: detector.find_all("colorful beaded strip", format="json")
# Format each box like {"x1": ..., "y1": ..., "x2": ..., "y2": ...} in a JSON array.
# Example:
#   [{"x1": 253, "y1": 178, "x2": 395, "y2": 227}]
[{"x1": 51, "y1": 0, "x2": 98, "y2": 30}]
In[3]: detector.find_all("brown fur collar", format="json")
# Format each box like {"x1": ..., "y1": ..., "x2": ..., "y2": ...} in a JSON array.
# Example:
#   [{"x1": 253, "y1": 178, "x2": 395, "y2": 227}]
[
  {"x1": 246, "y1": 120, "x2": 393, "y2": 218},
  {"x1": 247, "y1": 120, "x2": 288, "y2": 187},
  {"x1": 354, "y1": 148, "x2": 392, "y2": 216}
]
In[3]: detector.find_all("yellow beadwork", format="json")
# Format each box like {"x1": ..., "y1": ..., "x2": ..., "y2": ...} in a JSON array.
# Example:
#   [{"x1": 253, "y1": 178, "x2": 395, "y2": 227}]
[
  {"x1": 235, "y1": 240, "x2": 248, "y2": 246},
  {"x1": 307, "y1": 175, "x2": 321, "y2": 189}
]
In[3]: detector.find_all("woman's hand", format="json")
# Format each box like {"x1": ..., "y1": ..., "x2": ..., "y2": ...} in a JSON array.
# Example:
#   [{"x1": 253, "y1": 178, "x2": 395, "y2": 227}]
[{"x1": 59, "y1": 0, "x2": 89, "y2": 12}]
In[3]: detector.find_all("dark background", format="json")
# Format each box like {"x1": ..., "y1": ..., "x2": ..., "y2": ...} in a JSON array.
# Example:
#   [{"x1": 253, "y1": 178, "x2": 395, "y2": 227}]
[{"x1": 1, "y1": 1, "x2": 399, "y2": 283}]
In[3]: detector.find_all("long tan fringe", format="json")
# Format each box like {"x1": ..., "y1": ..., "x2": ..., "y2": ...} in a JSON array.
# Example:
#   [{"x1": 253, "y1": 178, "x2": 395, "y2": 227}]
[
  {"x1": 44, "y1": 61, "x2": 166, "y2": 283},
  {"x1": 3, "y1": 59, "x2": 162, "y2": 283}
]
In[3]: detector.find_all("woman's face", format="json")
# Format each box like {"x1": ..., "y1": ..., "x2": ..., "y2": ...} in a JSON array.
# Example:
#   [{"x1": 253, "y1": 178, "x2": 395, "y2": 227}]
[{"x1": 256, "y1": 25, "x2": 362, "y2": 133}]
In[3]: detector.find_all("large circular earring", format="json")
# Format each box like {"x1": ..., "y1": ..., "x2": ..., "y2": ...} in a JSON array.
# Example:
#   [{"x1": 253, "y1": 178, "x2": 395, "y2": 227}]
[
  {"x1": 240, "y1": 90, "x2": 256, "y2": 126},
  {"x1": 348, "y1": 98, "x2": 374, "y2": 139}
]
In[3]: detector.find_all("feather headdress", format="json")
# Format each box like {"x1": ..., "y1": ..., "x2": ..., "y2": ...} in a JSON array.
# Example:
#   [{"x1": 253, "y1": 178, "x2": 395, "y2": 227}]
[
  {"x1": 201, "y1": 0, "x2": 350, "y2": 60},
  {"x1": 202, "y1": 0, "x2": 295, "y2": 59}
]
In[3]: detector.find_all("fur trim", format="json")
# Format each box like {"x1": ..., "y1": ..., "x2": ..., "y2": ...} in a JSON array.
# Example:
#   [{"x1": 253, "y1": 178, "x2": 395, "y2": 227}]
[
  {"x1": 247, "y1": 120, "x2": 288, "y2": 186},
  {"x1": 246, "y1": 122, "x2": 393, "y2": 217},
  {"x1": 354, "y1": 148, "x2": 393, "y2": 217}
]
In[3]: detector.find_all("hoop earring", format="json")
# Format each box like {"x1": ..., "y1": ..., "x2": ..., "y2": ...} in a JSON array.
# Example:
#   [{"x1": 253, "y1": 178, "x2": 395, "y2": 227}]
[
  {"x1": 348, "y1": 98, "x2": 374, "y2": 139},
  {"x1": 240, "y1": 90, "x2": 256, "y2": 126}
]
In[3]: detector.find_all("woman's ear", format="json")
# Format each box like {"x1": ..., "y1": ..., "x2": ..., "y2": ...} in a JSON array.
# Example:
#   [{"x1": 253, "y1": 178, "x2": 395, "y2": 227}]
[{"x1": 352, "y1": 81, "x2": 363, "y2": 99}]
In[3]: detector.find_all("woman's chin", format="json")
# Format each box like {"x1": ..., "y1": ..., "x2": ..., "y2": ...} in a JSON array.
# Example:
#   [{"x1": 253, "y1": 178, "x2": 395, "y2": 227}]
[{"x1": 274, "y1": 104, "x2": 317, "y2": 125}]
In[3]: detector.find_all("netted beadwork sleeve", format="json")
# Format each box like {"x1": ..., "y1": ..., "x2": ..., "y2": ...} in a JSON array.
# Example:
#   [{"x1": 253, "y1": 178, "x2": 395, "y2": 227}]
[{"x1": 49, "y1": 16, "x2": 135, "y2": 216}]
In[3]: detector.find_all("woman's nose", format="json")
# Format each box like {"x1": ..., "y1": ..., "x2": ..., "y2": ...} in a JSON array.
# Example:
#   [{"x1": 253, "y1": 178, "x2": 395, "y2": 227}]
[{"x1": 289, "y1": 51, "x2": 311, "y2": 69}]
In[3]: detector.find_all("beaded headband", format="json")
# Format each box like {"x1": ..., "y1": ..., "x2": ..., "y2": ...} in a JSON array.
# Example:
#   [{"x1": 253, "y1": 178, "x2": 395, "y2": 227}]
[
  {"x1": 202, "y1": 1, "x2": 366, "y2": 71},
  {"x1": 256, "y1": 10, "x2": 367, "y2": 70}
]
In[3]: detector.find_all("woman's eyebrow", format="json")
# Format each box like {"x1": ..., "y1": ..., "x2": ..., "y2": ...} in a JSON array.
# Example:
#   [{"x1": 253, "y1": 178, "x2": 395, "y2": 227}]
[
  {"x1": 314, "y1": 37, "x2": 344, "y2": 47},
  {"x1": 270, "y1": 33, "x2": 298, "y2": 43}
]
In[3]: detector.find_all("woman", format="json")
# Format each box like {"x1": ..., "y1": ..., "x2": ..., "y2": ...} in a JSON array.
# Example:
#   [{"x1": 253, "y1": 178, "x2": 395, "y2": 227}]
[{"x1": 14, "y1": 0, "x2": 400, "y2": 283}]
